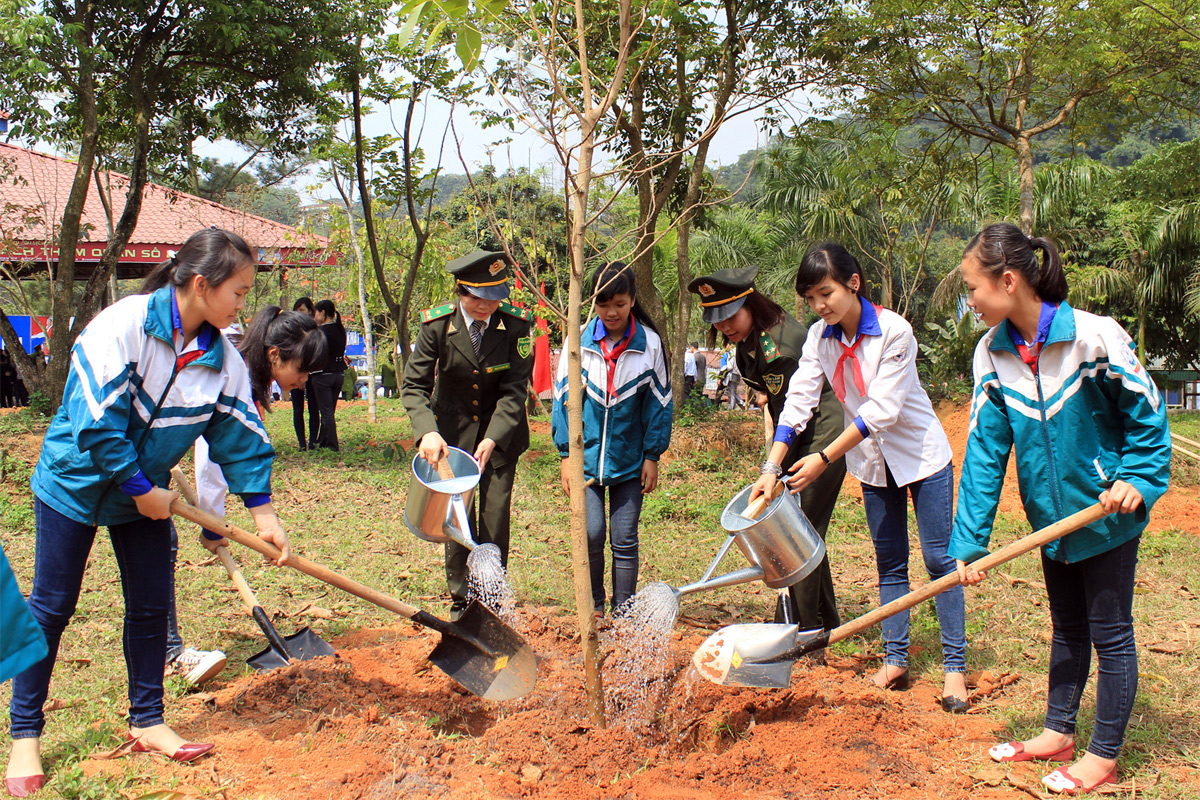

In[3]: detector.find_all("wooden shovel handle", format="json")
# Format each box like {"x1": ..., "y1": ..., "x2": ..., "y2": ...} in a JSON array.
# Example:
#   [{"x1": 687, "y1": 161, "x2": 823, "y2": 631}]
[
  {"x1": 169, "y1": 498, "x2": 424, "y2": 621},
  {"x1": 827, "y1": 502, "x2": 1108, "y2": 647},
  {"x1": 168, "y1": 467, "x2": 264, "y2": 613}
]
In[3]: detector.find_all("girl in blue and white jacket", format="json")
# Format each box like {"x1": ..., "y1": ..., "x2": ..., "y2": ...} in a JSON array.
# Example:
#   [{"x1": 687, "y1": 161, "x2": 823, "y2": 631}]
[
  {"x1": 952, "y1": 223, "x2": 1171, "y2": 796},
  {"x1": 552, "y1": 262, "x2": 672, "y2": 616},
  {"x1": 6, "y1": 229, "x2": 294, "y2": 794}
]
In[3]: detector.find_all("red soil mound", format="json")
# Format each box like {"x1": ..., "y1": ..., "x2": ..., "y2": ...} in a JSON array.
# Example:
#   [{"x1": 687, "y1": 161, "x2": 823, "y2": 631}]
[{"x1": 84, "y1": 609, "x2": 1013, "y2": 799}]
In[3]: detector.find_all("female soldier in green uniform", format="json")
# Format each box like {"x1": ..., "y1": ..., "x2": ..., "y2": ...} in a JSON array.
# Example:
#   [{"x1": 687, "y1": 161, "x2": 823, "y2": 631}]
[
  {"x1": 402, "y1": 250, "x2": 533, "y2": 620},
  {"x1": 688, "y1": 267, "x2": 847, "y2": 641}
]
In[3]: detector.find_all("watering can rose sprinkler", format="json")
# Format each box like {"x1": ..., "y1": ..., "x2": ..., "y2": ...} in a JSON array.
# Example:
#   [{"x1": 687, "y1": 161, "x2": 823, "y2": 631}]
[{"x1": 405, "y1": 445, "x2": 515, "y2": 612}]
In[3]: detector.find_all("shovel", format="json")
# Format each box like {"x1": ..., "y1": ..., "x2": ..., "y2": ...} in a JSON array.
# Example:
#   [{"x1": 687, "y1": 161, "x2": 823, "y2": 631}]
[
  {"x1": 169, "y1": 467, "x2": 335, "y2": 671},
  {"x1": 692, "y1": 503, "x2": 1108, "y2": 688},
  {"x1": 169, "y1": 498, "x2": 537, "y2": 701}
]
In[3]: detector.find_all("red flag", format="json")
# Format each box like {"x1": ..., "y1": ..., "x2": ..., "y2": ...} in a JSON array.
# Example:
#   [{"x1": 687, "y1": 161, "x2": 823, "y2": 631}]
[{"x1": 531, "y1": 281, "x2": 552, "y2": 395}]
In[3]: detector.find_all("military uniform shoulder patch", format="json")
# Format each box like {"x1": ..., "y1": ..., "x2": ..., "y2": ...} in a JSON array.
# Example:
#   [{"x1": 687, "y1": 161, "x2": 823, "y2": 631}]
[
  {"x1": 758, "y1": 331, "x2": 781, "y2": 363},
  {"x1": 420, "y1": 303, "x2": 455, "y2": 323},
  {"x1": 498, "y1": 301, "x2": 532, "y2": 321},
  {"x1": 516, "y1": 335, "x2": 532, "y2": 359}
]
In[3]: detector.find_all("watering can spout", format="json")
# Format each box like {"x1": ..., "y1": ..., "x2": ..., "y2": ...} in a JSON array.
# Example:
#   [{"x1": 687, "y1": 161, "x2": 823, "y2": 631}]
[{"x1": 675, "y1": 565, "x2": 766, "y2": 597}]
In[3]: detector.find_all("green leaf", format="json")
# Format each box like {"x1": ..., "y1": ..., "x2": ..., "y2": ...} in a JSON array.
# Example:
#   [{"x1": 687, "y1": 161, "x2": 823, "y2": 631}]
[{"x1": 396, "y1": 2, "x2": 427, "y2": 51}]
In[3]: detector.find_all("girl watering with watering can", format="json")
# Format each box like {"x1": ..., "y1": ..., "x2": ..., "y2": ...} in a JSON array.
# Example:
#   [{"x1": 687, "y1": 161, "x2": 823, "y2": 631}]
[
  {"x1": 5, "y1": 228, "x2": 295, "y2": 797},
  {"x1": 749, "y1": 242, "x2": 970, "y2": 713},
  {"x1": 951, "y1": 223, "x2": 1170, "y2": 795}
]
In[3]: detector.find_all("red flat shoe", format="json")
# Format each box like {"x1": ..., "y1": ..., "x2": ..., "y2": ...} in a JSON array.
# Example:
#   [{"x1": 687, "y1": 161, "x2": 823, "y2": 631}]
[
  {"x1": 989, "y1": 740, "x2": 1074, "y2": 763},
  {"x1": 1041, "y1": 765, "x2": 1118, "y2": 795},
  {"x1": 125, "y1": 735, "x2": 214, "y2": 763},
  {"x1": 4, "y1": 775, "x2": 45, "y2": 798}
]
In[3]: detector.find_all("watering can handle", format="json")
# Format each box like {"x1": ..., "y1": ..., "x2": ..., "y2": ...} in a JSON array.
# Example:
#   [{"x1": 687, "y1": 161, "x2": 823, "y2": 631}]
[
  {"x1": 436, "y1": 458, "x2": 456, "y2": 481},
  {"x1": 742, "y1": 480, "x2": 782, "y2": 520}
]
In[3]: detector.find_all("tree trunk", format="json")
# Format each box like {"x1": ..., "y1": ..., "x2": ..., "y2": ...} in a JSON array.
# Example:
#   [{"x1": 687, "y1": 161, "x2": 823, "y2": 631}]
[
  {"x1": 566, "y1": 132, "x2": 605, "y2": 728},
  {"x1": 351, "y1": 61, "x2": 405, "y2": 380},
  {"x1": 1015, "y1": 134, "x2": 1035, "y2": 235},
  {"x1": 342, "y1": 196, "x2": 378, "y2": 422},
  {"x1": 396, "y1": 81, "x2": 434, "y2": 371}
]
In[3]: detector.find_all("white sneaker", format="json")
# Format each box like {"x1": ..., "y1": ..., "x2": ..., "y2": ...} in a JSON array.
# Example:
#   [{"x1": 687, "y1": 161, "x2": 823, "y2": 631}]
[{"x1": 170, "y1": 647, "x2": 227, "y2": 686}]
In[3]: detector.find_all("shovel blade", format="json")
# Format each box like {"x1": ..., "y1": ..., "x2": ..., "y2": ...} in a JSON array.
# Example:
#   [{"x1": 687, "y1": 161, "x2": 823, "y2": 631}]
[
  {"x1": 692, "y1": 623, "x2": 829, "y2": 688},
  {"x1": 247, "y1": 626, "x2": 337, "y2": 673},
  {"x1": 428, "y1": 601, "x2": 536, "y2": 701}
]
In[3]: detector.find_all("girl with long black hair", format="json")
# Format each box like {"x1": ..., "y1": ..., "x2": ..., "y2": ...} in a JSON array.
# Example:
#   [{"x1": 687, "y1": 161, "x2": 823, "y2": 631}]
[{"x1": 551, "y1": 262, "x2": 673, "y2": 617}]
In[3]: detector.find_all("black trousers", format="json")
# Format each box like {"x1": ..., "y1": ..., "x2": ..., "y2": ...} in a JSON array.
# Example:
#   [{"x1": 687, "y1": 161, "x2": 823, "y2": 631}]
[
  {"x1": 308, "y1": 372, "x2": 342, "y2": 451},
  {"x1": 444, "y1": 456, "x2": 517, "y2": 610},
  {"x1": 774, "y1": 437, "x2": 847, "y2": 631},
  {"x1": 290, "y1": 388, "x2": 308, "y2": 448}
]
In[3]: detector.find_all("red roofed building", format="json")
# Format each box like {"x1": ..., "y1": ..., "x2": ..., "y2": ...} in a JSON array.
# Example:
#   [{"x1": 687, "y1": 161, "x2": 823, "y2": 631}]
[{"x1": 0, "y1": 141, "x2": 337, "y2": 280}]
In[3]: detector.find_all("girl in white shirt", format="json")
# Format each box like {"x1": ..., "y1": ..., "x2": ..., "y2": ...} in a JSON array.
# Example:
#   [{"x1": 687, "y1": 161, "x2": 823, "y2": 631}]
[{"x1": 750, "y1": 242, "x2": 968, "y2": 712}]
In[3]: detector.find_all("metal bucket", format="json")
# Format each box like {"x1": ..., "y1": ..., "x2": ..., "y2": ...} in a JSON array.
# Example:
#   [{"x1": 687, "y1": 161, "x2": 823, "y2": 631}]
[
  {"x1": 404, "y1": 447, "x2": 481, "y2": 547},
  {"x1": 719, "y1": 483, "x2": 826, "y2": 589}
]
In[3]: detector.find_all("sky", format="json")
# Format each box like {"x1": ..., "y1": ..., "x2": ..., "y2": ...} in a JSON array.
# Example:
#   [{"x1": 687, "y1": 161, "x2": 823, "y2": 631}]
[{"x1": 192, "y1": 86, "x2": 812, "y2": 204}]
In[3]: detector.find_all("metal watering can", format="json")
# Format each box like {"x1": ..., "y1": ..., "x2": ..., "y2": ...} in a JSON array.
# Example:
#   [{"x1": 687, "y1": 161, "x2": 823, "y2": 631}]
[
  {"x1": 404, "y1": 446, "x2": 482, "y2": 551},
  {"x1": 674, "y1": 482, "x2": 826, "y2": 597}
]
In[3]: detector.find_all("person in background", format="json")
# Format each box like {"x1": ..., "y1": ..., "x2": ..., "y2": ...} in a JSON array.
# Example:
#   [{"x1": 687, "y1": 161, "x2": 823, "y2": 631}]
[
  {"x1": 5, "y1": 228, "x2": 293, "y2": 797},
  {"x1": 290, "y1": 297, "x2": 316, "y2": 450},
  {"x1": 952, "y1": 223, "x2": 1171, "y2": 795},
  {"x1": 401, "y1": 249, "x2": 533, "y2": 621},
  {"x1": 0, "y1": 351, "x2": 15, "y2": 408},
  {"x1": 683, "y1": 342, "x2": 697, "y2": 398},
  {"x1": 380, "y1": 350, "x2": 398, "y2": 398},
  {"x1": 688, "y1": 267, "x2": 845, "y2": 642},
  {"x1": 553, "y1": 262, "x2": 673, "y2": 617},
  {"x1": 749, "y1": 243, "x2": 969, "y2": 713},
  {"x1": 309, "y1": 299, "x2": 346, "y2": 451}
]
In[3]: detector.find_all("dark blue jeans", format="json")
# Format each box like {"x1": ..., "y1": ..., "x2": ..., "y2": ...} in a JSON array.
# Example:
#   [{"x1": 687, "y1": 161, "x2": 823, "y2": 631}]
[
  {"x1": 585, "y1": 478, "x2": 644, "y2": 612},
  {"x1": 9, "y1": 498, "x2": 172, "y2": 738},
  {"x1": 860, "y1": 462, "x2": 966, "y2": 672},
  {"x1": 1041, "y1": 536, "x2": 1140, "y2": 759},
  {"x1": 166, "y1": 522, "x2": 184, "y2": 662}
]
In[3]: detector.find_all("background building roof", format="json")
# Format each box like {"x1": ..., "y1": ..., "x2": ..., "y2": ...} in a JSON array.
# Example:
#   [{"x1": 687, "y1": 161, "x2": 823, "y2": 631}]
[{"x1": 0, "y1": 142, "x2": 335, "y2": 278}]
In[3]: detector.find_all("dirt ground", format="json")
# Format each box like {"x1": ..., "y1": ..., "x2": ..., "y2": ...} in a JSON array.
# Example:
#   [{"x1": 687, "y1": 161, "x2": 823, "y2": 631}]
[{"x1": 82, "y1": 614, "x2": 1021, "y2": 800}]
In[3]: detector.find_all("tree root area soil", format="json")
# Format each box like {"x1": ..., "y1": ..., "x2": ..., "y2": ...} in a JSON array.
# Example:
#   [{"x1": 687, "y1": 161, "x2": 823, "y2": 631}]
[{"x1": 84, "y1": 608, "x2": 1013, "y2": 800}]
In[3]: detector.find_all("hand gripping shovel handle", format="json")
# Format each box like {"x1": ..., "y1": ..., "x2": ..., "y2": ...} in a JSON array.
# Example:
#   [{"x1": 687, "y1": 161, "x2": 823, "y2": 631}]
[
  {"x1": 758, "y1": 502, "x2": 1109, "y2": 664},
  {"x1": 167, "y1": 498, "x2": 499, "y2": 658}
]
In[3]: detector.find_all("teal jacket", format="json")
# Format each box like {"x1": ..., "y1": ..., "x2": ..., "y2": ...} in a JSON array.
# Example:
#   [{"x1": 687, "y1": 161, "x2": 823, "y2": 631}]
[
  {"x1": 31, "y1": 288, "x2": 274, "y2": 526},
  {"x1": 1, "y1": 544, "x2": 46, "y2": 682},
  {"x1": 950, "y1": 303, "x2": 1171, "y2": 564},
  {"x1": 552, "y1": 317, "x2": 673, "y2": 485}
]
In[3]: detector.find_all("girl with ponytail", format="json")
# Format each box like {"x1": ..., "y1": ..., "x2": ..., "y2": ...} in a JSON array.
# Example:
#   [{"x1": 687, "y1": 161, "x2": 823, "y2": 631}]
[
  {"x1": 8, "y1": 228, "x2": 292, "y2": 792},
  {"x1": 951, "y1": 222, "x2": 1171, "y2": 794}
]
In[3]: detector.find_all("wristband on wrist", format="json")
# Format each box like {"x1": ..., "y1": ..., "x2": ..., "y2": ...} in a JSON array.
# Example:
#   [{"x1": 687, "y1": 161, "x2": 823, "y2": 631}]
[
  {"x1": 760, "y1": 461, "x2": 783, "y2": 477},
  {"x1": 817, "y1": 450, "x2": 831, "y2": 465}
]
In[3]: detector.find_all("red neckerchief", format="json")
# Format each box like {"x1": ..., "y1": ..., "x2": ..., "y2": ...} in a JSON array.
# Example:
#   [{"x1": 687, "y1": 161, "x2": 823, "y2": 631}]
[
  {"x1": 832, "y1": 336, "x2": 866, "y2": 403},
  {"x1": 1016, "y1": 341, "x2": 1042, "y2": 374},
  {"x1": 599, "y1": 317, "x2": 635, "y2": 397}
]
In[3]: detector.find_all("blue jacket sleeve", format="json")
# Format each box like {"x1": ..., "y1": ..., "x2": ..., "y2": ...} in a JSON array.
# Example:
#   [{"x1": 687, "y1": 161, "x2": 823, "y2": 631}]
[
  {"x1": 551, "y1": 346, "x2": 570, "y2": 458},
  {"x1": 949, "y1": 356, "x2": 1013, "y2": 563},
  {"x1": 1101, "y1": 327, "x2": 1171, "y2": 509},
  {"x1": 201, "y1": 361, "x2": 275, "y2": 497},
  {"x1": 640, "y1": 340, "x2": 673, "y2": 461}
]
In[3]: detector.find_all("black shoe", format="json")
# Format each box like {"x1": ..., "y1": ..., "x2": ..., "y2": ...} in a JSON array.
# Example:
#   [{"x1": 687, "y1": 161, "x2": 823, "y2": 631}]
[{"x1": 941, "y1": 695, "x2": 970, "y2": 714}]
